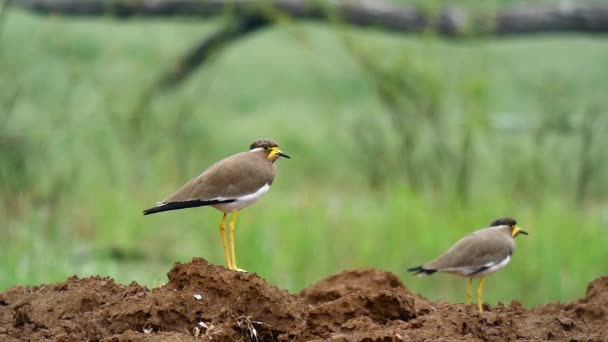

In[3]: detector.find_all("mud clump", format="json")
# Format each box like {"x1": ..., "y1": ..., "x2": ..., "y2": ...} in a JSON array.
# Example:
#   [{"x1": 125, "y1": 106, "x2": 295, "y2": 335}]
[{"x1": 0, "y1": 259, "x2": 606, "y2": 341}]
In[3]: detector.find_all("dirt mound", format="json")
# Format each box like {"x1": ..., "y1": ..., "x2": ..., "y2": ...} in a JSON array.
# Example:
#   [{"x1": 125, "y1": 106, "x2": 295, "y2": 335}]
[
  {"x1": 298, "y1": 268, "x2": 409, "y2": 304},
  {"x1": 0, "y1": 258, "x2": 606, "y2": 341}
]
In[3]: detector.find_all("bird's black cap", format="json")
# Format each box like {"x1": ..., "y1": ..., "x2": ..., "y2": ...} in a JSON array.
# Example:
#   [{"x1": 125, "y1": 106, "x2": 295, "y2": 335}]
[{"x1": 489, "y1": 217, "x2": 517, "y2": 227}]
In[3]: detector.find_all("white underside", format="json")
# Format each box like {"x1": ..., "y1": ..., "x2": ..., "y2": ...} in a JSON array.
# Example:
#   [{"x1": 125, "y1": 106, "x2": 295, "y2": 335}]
[
  {"x1": 443, "y1": 255, "x2": 511, "y2": 278},
  {"x1": 212, "y1": 183, "x2": 271, "y2": 212}
]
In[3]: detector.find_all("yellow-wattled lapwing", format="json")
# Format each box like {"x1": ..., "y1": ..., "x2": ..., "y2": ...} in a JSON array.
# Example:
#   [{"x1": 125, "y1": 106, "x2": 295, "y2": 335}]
[
  {"x1": 408, "y1": 217, "x2": 527, "y2": 312},
  {"x1": 143, "y1": 139, "x2": 290, "y2": 271}
]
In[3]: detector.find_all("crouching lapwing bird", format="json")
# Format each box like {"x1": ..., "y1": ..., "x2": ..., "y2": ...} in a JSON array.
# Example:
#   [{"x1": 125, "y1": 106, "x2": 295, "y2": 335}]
[
  {"x1": 143, "y1": 139, "x2": 290, "y2": 271},
  {"x1": 408, "y1": 217, "x2": 527, "y2": 312}
]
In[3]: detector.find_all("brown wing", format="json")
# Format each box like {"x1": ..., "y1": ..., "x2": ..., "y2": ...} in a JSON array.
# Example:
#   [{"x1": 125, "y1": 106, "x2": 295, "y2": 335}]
[
  {"x1": 162, "y1": 151, "x2": 275, "y2": 203},
  {"x1": 425, "y1": 228, "x2": 514, "y2": 271}
]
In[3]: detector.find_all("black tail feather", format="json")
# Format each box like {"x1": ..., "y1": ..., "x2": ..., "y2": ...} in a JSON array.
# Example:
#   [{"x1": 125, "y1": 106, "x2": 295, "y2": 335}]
[
  {"x1": 407, "y1": 265, "x2": 437, "y2": 276},
  {"x1": 142, "y1": 199, "x2": 235, "y2": 215}
]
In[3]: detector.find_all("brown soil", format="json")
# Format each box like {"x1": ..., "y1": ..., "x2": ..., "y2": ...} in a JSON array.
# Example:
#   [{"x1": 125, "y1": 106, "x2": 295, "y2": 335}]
[{"x1": 1, "y1": 258, "x2": 606, "y2": 341}]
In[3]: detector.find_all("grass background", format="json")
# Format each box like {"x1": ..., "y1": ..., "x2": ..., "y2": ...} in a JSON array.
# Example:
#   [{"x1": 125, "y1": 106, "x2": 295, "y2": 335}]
[{"x1": 1, "y1": 1, "x2": 608, "y2": 308}]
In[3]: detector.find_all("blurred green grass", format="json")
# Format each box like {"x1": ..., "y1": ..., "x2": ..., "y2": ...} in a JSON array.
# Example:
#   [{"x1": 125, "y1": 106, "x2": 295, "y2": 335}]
[{"x1": 1, "y1": 9, "x2": 607, "y2": 308}]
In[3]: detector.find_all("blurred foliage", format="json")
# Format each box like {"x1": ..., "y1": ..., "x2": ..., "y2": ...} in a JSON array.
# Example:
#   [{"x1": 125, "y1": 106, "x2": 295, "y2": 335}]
[
  {"x1": 341, "y1": 27, "x2": 607, "y2": 203},
  {"x1": 0, "y1": 1, "x2": 607, "y2": 308}
]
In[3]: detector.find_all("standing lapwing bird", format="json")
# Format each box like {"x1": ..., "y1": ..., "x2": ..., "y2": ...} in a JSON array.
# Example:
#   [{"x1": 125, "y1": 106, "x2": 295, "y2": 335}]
[
  {"x1": 407, "y1": 217, "x2": 527, "y2": 312},
  {"x1": 143, "y1": 139, "x2": 290, "y2": 271}
]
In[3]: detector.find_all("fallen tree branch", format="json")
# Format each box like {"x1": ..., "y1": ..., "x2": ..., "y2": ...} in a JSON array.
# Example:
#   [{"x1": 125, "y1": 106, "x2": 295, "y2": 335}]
[
  {"x1": 158, "y1": 15, "x2": 269, "y2": 89},
  {"x1": 16, "y1": 0, "x2": 608, "y2": 89},
  {"x1": 13, "y1": 0, "x2": 608, "y2": 36}
]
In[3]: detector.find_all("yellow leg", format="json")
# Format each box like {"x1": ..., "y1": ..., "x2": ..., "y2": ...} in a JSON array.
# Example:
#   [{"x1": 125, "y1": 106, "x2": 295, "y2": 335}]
[
  {"x1": 477, "y1": 277, "x2": 486, "y2": 313},
  {"x1": 466, "y1": 278, "x2": 473, "y2": 305},
  {"x1": 229, "y1": 211, "x2": 244, "y2": 272},
  {"x1": 219, "y1": 213, "x2": 233, "y2": 270}
]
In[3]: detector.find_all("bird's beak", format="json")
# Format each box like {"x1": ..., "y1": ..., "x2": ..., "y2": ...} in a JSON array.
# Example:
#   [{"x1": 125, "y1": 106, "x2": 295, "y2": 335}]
[
  {"x1": 512, "y1": 225, "x2": 528, "y2": 237},
  {"x1": 267, "y1": 147, "x2": 291, "y2": 160}
]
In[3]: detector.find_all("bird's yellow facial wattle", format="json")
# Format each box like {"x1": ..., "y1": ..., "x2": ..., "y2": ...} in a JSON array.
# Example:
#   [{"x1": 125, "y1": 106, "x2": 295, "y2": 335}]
[
  {"x1": 267, "y1": 147, "x2": 279, "y2": 160},
  {"x1": 266, "y1": 147, "x2": 290, "y2": 160},
  {"x1": 511, "y1": 225, "x2": 528, "y2": 237}
]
